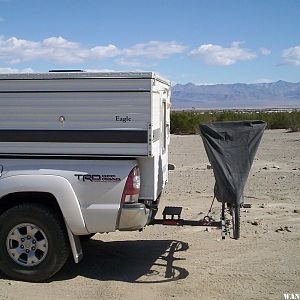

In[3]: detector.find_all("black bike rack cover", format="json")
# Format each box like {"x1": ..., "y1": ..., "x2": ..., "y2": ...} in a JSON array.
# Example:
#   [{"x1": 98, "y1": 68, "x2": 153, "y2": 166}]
[{"x1": 199, "y1": 120, "x2": 266, "y2": 205}]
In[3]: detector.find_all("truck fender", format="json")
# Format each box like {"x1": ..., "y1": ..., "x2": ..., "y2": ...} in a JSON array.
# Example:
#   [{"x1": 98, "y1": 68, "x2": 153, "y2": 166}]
[{"x1": 0, "y1": 174, "x2": 88, "y2": 235}]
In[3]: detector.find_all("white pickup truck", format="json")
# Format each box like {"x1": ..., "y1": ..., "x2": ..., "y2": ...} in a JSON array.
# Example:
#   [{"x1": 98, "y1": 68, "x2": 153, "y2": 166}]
[{"x1": 0, "y1": 72, "x2": 171, "y2": 282}]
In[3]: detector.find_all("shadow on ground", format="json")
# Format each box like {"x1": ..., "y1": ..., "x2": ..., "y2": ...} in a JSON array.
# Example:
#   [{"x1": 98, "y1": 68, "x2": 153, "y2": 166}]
[
  {"x1": 48, "y1": 239, "x2": 189, "y2": 283},
  {"x1": 0, "y1": 239, "x2": 189, "y2": 283}
]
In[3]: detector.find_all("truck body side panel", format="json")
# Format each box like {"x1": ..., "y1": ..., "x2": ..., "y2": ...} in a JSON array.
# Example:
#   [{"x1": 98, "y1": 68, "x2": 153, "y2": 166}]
[
  {"x1": 0, "y1": 159, "x2": 137, "y2": 234},
  {"x1": 0, "y1": 174, "x2": 87, "y2": 235}
]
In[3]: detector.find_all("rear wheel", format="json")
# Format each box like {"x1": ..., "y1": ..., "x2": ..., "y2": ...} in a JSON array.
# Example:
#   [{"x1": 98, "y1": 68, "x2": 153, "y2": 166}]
[{"x1": 0, "y1": 203, "x2": 70, "y2": 282}]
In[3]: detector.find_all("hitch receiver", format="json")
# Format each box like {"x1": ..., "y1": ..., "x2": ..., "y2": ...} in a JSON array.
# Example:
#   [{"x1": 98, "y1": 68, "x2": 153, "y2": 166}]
[{"x1": 151, "y1": 206, "x2": 222, "y2": 229}]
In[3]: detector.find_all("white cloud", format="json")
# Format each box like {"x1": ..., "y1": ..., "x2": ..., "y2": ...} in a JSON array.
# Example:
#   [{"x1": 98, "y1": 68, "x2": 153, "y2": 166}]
[
  {"x1": 189, "y1": 42, "x2": 256, "y2": 65},
  {"x1": 0, "y1": 67, "x2": 34, "y2": 73},
  {"x1": 42, "y1": 36, "x2": 78, "y2": 49},
  {"x1": 0, "y1": 36, "x2": 119, "y2": 64},
  {"x1": 122, "y1": 41, "x2": 186, "y2": 59},
  {"x1": 0, "y1": 36, "x2": 185, "y2": 66},
  {"x1": 282, "y1": 45, "x2": 300, "y2": 66},
  {"x1": 90, "y1": 44, "x2": 120, "y2": 59},
  {"x1": 260, "y1": 48, "x2": 271, "y2": 56}
]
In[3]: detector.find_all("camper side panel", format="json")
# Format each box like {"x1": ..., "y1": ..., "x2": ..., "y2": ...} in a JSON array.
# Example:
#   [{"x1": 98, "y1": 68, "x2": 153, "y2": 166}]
[{"x1": 0, "y1": 79, "x2": 151, "y2": 156}]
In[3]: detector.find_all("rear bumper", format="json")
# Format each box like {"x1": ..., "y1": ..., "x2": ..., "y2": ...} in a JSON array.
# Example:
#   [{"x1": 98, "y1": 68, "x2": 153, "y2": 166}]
[{"x1": 118, "y1": 203, "x2": 150, "y2": 231}]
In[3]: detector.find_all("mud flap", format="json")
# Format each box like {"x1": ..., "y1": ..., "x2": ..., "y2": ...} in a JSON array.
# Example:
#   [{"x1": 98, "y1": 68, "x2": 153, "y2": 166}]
[{"x1": 66, "y1": 225, "x2": 83, "y2": 263}]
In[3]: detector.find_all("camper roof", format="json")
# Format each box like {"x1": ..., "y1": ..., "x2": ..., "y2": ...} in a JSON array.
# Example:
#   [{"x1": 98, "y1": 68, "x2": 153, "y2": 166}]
[{"x1": 0, "y1": 71, "x2": 171, "y2": 86}]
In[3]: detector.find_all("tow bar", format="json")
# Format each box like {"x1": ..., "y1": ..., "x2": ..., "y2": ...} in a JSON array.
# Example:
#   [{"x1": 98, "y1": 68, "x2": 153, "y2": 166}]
[{"x1": 151, "y1": 205, "x2": 230, "y2": 240}]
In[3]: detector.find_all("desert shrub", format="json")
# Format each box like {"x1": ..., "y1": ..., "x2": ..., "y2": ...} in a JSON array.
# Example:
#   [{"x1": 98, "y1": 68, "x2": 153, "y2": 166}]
[
  {"x1": 170, "y1": 110, "x2": 300, "y2": 134},
  {"x1": 265, "y1": 112, "x2": 289, "y2": 129},
  {"x1": 286, "y1": 111, "x2": 300, "y2": 132},
  {"x1": 170, "y1": 111, "x2": 216, "y2": 134}
]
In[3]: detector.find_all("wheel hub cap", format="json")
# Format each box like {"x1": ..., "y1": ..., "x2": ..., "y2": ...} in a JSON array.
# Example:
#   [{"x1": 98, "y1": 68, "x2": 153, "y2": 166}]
[{"x1": 6, "y1": 223, "x2": 48, "y2": 267}]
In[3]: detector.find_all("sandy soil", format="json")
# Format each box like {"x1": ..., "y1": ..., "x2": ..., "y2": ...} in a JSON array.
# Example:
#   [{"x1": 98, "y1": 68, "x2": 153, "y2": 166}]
[{"x1": 0, "y1": 129, "x2": 299, "y2": 300}]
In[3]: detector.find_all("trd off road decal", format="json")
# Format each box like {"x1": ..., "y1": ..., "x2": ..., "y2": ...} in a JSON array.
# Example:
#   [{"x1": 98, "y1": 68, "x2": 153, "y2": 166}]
[{"x1": 75, "y1": 174, "x2": 121, "y2": 182}]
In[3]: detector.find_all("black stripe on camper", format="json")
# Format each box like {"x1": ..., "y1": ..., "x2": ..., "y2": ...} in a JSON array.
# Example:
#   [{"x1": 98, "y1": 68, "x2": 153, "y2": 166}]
[
  {"x1": 0, "y1": 130, "x2": 148, "y2": 143},
  {"x1": 0, "y1": 90, "x2": 150, "y2": 93}
]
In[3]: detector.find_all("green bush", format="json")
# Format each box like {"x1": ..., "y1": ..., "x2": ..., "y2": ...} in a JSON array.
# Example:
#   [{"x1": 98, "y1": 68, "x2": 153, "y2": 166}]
[{"x1": 170, "y1": 110, "x2": 300, "y2": 134}]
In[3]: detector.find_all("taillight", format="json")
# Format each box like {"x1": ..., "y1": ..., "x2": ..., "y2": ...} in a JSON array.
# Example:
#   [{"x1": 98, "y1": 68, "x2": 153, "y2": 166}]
[{"x1": 121, "y1": 166, "x2": 140, "y2": 203}]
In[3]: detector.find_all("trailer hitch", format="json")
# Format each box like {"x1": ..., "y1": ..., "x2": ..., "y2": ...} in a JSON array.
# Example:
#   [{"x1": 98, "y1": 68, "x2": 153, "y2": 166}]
[{"x1": 150, "y1": 206, "x2": 229, "y2": 239}]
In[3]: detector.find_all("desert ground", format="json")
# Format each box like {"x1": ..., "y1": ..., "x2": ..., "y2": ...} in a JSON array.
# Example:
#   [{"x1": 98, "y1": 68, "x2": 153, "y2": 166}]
[{"x1": 0, "y1": 129, "x2": 299, "y2": 300}]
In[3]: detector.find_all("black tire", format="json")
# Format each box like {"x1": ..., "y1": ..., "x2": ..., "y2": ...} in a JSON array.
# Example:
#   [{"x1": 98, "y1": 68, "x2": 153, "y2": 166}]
[
  {"x1": 0, "y1": 203, "x2": 70, "y2": 282},
  {"x1": 231, "y1": 204, "x2": 241, "y2": 240}
]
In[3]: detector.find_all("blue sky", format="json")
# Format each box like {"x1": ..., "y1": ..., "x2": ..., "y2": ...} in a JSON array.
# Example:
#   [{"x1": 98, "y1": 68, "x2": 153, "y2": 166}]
[{"x1": 0, "y1": 0, "x2": 299, "y2": 84}]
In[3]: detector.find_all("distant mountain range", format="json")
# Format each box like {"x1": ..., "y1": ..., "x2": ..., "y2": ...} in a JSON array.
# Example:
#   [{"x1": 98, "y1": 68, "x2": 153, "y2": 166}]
[{"x1": 171, "y1": 80, "x2": 300, "y2": 109}]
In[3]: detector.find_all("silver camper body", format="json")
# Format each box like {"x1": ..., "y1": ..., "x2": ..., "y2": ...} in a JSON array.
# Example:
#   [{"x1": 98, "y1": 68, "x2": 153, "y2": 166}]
[{"x1": 0, "y1": 72, "x2": 171, "y2": 202}]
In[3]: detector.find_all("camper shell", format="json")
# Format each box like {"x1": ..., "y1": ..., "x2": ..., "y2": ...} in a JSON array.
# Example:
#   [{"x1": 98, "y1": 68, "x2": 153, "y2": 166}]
[{"x1": 0, "y1": 72, "x2": 171, "y2": 202}]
